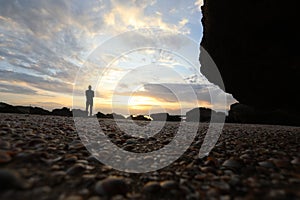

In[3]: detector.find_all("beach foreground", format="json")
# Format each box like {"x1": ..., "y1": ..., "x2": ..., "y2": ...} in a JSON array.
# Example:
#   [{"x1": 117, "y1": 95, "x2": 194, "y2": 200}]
[{"x1": 0, "y1": 113, "x2": 299, "y2": 200}]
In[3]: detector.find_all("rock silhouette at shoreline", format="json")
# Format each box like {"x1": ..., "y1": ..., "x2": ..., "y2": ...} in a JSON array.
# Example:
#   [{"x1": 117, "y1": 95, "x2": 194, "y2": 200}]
[{"x1": 200, "y1": 0, "x2": 300, "y2": 125}]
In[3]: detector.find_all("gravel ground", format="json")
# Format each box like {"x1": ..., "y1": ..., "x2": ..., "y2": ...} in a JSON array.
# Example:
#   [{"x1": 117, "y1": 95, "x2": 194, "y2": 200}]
[{"x1": 0, "y1": 113, "x2": 299, "y2": 200}]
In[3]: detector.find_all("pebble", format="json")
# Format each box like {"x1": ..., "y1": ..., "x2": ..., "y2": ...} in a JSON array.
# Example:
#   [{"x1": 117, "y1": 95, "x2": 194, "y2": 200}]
[
  {"x1": 291, "y1": 158, "x2": 300, "y2": 165},
  {"x1": 69, "y1": 140, "x2": 85, "y2": 150},
  {"x1": 88, "y1": 196, "x2": 101, "y2": 200},
  {"x1": 0, "y1": 151, "x2": 12, "y2": 163},
  {"x1": 66, "y1": 163, "x2": 86, "y2": 175},
  {"x1": 0, "y1": 169, "x2": 30, "y2": 190},
  {"x1": 222, "y1": 159, "x2": 244, "y2": 171},
  {"x1": 62, "y1": 195, "x2": 83, "y2": 200},
  {"x1": 95, "y1": 177, "x2": 128, "y2": 197},
  {"x1": 0, "y1": 140, "x2": 11, "y2": 149},
  {"x1": 258, "y1": 161, "x2": 276, "y2": 169},
  {"x1": 160, "y1": 180, "x2": 179, "y2": 190},
  {"x1": 142, "y1": 181, "x2": 161, "y2": 193},
  {"x1": 0, "y1": 114, "x2": 300, "y2": 199}
]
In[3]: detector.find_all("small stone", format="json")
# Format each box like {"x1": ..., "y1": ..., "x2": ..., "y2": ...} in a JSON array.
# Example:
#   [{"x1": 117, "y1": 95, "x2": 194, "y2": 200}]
[
  {"x1": 0, "y1": 151, "x2": 12, "y2": 163},
  {"x1": 160, "y1": 180, "x2": 178, "y2": 190},
  {"x1": 88, "y1": 196, "x2": 101, "y2": 200},
  {"x1": 95, "y1": 177, "x2": 128, "y2": 197},
  {"x1": 0, "y1": 169, "x2": 30, "y2": 191},
  {"x1": 62, "y1": 195, "x2": 83, "y2": 200},
  {"x1": 125, "y1": 139, "x2": 137, "y2": 145},
  {"x1": 271, "y1": 158, "x2": 291, "y2": 168},
  {"x1": 142, "y1": 181, "x2": 161, "y2": 193},
  {"x1": 69, "y1": 140, "x2": 85, "y2": 150},
  {"x1": 28, "y1": 139, "x2": 46, "y2": 147},
  {"x1": 32, "y1": 186, "x2": 52, "y2": 195},
  {"x1": 0, "y1": 140, "x2": 11, "y2": 149},
  {"x1": 87, "y1": 156, "x2": 98, "y2": 163},
  {"x1": 123, "y1": 144, "x2": 134, "y2": 151},
  {"x1": 258, "y1": 161, "x2": 276, "y2": 169},
  {"x1": 291, "y1": 158, "x2": 300, "y2": 165},
  {"x1": 211, "y1": 181, "x2": 230, "y2": 191},
  {"x1": 222, "y1": 159, "x2": 244, "y2": 171},
  {"x1": 66, "y1": 164, "x2": 86, "y2": 175},
  {"x1": 65, "y1": 155, "x2": 78, "y2": 162}
]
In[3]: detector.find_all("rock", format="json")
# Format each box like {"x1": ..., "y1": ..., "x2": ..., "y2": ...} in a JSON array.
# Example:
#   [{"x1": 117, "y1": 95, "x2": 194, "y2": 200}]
[
  {"x1": 142, "y1": 181, "x2": 161, "y2": 193},
  {"x1": 62, "y1": 195, "x2": 83, "y2": 200},
  {"x1": 222, "y1": 159, "x2": 244, "y2": 171},
  {"x1": 0, "y1": 151, "x2": 12, "y2": 163},
  {"x1": 200, "y1": 0, "x2": 300, "y2": 126},
  {"x1": 291, "y1": 158, "x2": 300, "y2": 165},
  {"x1": 87, "y1": 196, "x2": 101, "y2": 200},
  {"x1": 150, "y1": 113, "x2": 181, "y2": 122},
  {"x1": 0, "y1": 102, "x2": 50, "y2": 115},
  {"x1": 186, "y1": 107, "x2": 226, "y2": 122},
  {"x1": 227, "y1": 103, "x2": 300, "y2": 126},
  {"x1": 258, "y1": 161, "x2": 276, "y2": 169},
  {"x1": 95, "y1": 177, "x2": 128, "y2": 197},
  {"x1": 0, "y1": 140, "x2": 11, "y2": 149},
  {"x1": 68, "y1": 140, "x2": 85, "y2": 150},
  {"x1": 66, "y1": 164, "x2": 86, "y2": 175},
  {"x1": 127, "y1": 115, "x2": 151, "y2": 121},
  {"x1": 160, "y1": 180, "x2": 178, "y2": 190},
  {"x1": 96, "y1": 112, "x2": 125, "y2": 119},
  {"x1": 0, "y1": 169, "x2": 30, "y2": 190},
  {"x1": 52, "y1": 107, "x2": 72, "y2": 117}
]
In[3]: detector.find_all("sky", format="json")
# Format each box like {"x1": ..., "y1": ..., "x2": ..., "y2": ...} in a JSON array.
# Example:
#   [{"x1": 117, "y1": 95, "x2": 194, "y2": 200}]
[{"x1": 0, "y1": 0, "x2": 236, "y2": 115}]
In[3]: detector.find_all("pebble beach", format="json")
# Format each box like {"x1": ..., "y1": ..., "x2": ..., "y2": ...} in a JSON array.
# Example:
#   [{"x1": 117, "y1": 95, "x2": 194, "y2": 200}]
[{"x1": 0, "y1": 113, "x2": 299, "y2": 200}]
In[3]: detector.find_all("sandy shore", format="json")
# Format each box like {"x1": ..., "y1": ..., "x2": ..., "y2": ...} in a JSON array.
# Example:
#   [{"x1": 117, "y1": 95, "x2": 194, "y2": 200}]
[{"x1": 0, "y1": 113, "x2": 299, "y2": 200}]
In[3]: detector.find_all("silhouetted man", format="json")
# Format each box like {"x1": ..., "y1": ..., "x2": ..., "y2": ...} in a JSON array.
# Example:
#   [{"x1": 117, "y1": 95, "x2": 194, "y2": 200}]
[{"x1": 85, "y1": 85, "x2": 94, "y2": 116}]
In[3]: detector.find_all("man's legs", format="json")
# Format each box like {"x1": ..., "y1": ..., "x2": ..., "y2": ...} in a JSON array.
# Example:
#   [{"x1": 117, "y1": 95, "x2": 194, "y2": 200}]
[
  {"x1": 86, "y1": 101, "x2": 89, "y2": 116},
  {"x1": 89, "y1": 101, "x2": 93, "y2": 116}
]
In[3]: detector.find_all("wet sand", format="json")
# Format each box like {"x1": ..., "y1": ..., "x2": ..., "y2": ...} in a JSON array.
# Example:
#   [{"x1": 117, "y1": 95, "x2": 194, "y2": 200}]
[{"x1": 0, "y1": 113, "x2": 299, "y2": 200}]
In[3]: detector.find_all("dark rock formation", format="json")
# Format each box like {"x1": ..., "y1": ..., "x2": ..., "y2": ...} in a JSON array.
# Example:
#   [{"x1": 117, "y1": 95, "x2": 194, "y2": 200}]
[
  {"x1": 200, "y1": 1, "x2": 300, "y2": 114},
  {"x1": 150, "y1": 113, "x2": 182, "y2": 122},
  {"x1": 96, "y1": 112, "x2": 125, "y2": 119},
  {"x1": 127, "y1": 115, "x2": 151, "y2": 121},
  {"x1": 0, "y1": 102, "x2": 50, "y2": 115},
  {"x1": 227, "y1": 103, "x2": 300, "y2": 126},
  {"x1": 96, "y1": 111, "x2": 106, "y2": 118},
  {"x1": 51, "y1": 107, "x2": 72, "y2": 117},
  {"x1": 0, "y1": 102, "x2": 23, "y2": 114},
  {"x1": 106, "y1": 113, "x2": 125, "y2": 119},
  {"x1": 186, "y1": 107, "x2": 226, "y2": 122}
]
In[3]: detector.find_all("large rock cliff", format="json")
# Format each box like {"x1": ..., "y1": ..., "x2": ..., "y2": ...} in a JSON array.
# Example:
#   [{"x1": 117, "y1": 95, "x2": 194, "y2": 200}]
[{"x1": 200, "y1": 0, "x2": 300, "y2": 113}]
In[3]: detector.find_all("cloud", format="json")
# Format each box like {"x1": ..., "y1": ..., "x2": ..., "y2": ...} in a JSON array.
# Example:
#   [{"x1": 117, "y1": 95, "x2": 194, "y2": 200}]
[
  {"x1": 0, "y1": 82, "x2": 37, "y2": 95},
  {"x1": 102, "y1": 0, "x2": 191, "y2": 34},
  {"x1": 112, "y1": 82, "x2": 236, "y2": 112},
  {"x1": 195, "y1": 0, "x2": 204, "y2": 10},
  {"x1": 0, "y1": 0, "x2": 208, "y2": 111},
  {"x1": 0, "y1": 70, "x2": 73, "y2": 94}
]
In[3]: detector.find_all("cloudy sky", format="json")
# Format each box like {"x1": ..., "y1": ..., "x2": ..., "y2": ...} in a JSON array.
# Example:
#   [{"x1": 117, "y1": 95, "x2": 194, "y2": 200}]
[{"x1": 0, "y1": 0, "x2": 236, "y2": 115}]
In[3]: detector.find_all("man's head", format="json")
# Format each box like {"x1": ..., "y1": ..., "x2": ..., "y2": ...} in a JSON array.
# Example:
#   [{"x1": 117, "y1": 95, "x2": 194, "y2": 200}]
[{"x1": 88, "y1": 85, "x2": 92, "y2": 90}]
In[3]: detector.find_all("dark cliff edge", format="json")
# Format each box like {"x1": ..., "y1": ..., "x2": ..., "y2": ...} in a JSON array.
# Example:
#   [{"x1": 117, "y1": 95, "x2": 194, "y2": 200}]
[{"x1": 200, "y1": 0, "x2": 300, "y2": 126}]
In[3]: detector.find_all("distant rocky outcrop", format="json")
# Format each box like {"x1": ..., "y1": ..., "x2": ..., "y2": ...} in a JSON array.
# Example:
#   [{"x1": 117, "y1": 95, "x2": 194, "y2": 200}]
[
  {"x1": 150, "y1": 113, "x2": 182, "y2": 122},
  {"x1": 0, "y1": 102, "x2": 50, "y2": 115},
  {"x1": 51, "y1": 107, "x2": 72, "y2": 117},
  {"x1": 227, "y1": 103, "x2": 300, "y2": 126},
  {"x1": 96, "y1": 112, "x2": 125, "y2": 119},
  {"x1": 186, "y1": 107, "x2": 226, "y2": 123},
  {"x1": 200, "y1": 0, "x2": 300, "y2": 126},
  {"x1": 127, "y1": 115, "x2": 151, "y2": 121}
]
